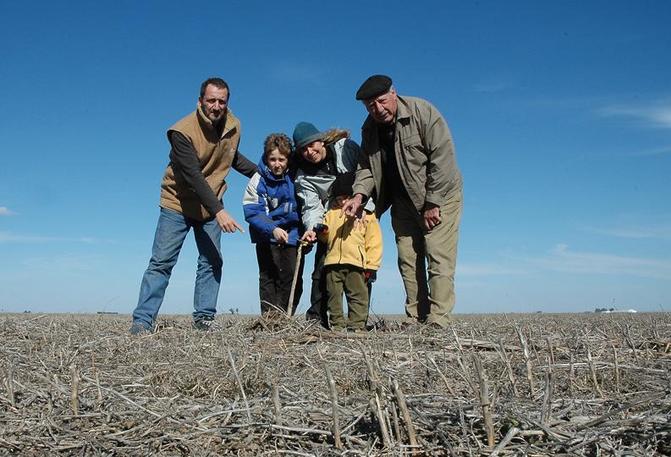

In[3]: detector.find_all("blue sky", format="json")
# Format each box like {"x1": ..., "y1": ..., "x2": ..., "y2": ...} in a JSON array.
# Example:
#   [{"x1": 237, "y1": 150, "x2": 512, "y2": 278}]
[{"x1": 1, "y1": 1, "x2": 669, "y2": 315}]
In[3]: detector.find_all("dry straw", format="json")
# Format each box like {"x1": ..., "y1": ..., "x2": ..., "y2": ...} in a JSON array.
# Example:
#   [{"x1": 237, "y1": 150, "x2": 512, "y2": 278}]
[{"x1": 1, "y1": 312, "x2": 669, "y2": 455}]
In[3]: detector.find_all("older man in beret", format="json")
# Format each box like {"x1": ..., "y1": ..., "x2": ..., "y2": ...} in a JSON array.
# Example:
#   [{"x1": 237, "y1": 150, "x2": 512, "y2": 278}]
[{"x1": 343, "y1": 75, "x2": 463, "y2": 328}]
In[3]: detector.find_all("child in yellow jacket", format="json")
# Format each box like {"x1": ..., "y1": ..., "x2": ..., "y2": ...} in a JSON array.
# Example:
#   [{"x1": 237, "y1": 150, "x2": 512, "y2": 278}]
[{"x1": 317, "y1": 173, "x2": 382, "y2": 331}]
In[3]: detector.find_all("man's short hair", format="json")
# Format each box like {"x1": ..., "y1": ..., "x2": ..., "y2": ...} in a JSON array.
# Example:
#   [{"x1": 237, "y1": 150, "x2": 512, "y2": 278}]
[{"x1": 200, "y1": 77, "x2": 230, "y2": 98}]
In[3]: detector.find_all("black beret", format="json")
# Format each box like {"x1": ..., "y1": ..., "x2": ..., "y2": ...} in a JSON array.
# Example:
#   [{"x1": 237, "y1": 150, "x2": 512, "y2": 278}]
[{"x1": 355, "y1": 74, "x2": 392, "y2": 100}]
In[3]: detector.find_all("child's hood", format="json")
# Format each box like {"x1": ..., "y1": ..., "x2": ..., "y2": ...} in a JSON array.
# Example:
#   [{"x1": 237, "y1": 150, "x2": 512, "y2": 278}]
[{"x1": 257, "y1": 156, "x2": 288, "y2": 183}]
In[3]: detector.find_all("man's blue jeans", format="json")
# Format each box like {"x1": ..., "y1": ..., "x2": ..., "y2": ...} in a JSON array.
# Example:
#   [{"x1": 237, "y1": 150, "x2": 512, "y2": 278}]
[{"x1": 132, "y1": 208, "x2": 223, "y2": 328}]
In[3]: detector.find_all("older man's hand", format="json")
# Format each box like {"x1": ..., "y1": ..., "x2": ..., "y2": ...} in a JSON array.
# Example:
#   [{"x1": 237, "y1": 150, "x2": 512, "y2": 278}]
[
  {"x1": 342, "y1": 193, "x2": 365, "y2": 218},
  {"x1": 423, "y1": 205, "x2": 442, "y2": 231}
]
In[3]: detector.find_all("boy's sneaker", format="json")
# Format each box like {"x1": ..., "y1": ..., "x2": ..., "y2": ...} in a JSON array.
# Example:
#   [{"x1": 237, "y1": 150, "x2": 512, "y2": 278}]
[
  {"x1": 193, "y1": 315, "x2": 215, "y2": 331},
  {"x1": 129, "y1": 322, "x2": 151, "y2": 335}
]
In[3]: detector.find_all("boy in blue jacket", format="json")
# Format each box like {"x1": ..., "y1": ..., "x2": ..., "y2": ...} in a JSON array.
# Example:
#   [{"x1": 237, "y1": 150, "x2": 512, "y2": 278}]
[{"x1": 243, "y1": 133, "x2": 302, "y2": 315}]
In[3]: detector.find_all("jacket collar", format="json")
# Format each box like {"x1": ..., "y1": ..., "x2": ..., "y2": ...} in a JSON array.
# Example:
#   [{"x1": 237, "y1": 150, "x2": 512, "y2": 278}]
[
  {"x1": 394, "y1": 95, "x2": 411, "y2": 123},
  {"x1": 196, "y1": 104, "x2": 238, "y2": 138}
]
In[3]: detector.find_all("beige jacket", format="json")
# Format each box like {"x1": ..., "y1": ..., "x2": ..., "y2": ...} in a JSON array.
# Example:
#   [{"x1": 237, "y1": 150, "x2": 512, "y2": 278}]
[
  {"x1": 353, "y1": 95, "x2": 462, "y2": 216},
  {"x1": 159, "y1": 105, "x2": 241, "y2": 220}
]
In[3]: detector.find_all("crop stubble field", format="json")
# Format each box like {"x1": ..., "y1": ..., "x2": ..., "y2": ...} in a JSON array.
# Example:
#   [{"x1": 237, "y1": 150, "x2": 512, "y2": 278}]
[{"x1": 1, "y1": 312, "x2": 670, "y2": 456}]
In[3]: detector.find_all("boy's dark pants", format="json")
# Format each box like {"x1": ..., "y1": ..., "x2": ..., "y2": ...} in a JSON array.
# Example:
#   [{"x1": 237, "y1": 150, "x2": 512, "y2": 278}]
[
  {"x1": 256, "y1": 243, "x2": 302, "y2": 315},
  {"x1": 325, "y1": 265, "x2": 369, "y2": 331}
]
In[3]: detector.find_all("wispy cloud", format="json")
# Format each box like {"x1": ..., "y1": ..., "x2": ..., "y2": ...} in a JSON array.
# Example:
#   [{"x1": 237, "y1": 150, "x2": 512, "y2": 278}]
[
  {"x1": 585, "y1": 223, "x2": 671, "y2": 240},
  {"x1": 0, "y1": 207, "x2": 14, "y2": 216},
  {"x1": 473, "y1": 80, "x2": 512, "y2": 94},
  {"x1": 0, "y1": 232, "x2": 59, "y2": 243},
  {"x1": 629, "y1": 145, "x2": 671, "y2": 157},
  {"x1": 523, "y1": 94, "x2": 610, "y2": 110},
  {"x1": 598, "y1": 102, "x2": 671, "y2": 129},
  {"x1": 0, "y1": 231, "x2": 109, "y2": 244},
  {"x1": 458, "y1": 263, "x2": 527, "y2": 276},
  {"x1": 270, "y1": 61, "x2": 324, "y2": 84},
  {"x1": 524, "y1": 244, "x2": 671, "y2": 279},
  {"x1": 459, "y1": 244, "x2": 671, "y2": 281},
  {"x1": 18, "y1": 254, "x2": 101, "y2": 273}
]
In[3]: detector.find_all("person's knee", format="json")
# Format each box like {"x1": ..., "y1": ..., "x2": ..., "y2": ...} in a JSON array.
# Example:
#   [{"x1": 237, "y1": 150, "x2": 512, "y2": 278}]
[
  {"x1": 198, "y1": 254, "x2": 223, "y2": 272},
  {"x1": 148, "y1": 255, "x2": 176, "y2": 272}
]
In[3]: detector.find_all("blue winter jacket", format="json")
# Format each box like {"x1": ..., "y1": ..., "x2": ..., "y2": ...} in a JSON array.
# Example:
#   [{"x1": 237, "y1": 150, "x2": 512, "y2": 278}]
[{"x1": 242, "y1": 158, "x2": 300, "y2": 246}]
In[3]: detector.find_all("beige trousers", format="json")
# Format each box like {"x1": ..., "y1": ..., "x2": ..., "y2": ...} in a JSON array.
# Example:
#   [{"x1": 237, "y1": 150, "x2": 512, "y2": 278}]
[{"x1": 390, "y1": 189, "x2": 462, "y2": 327}]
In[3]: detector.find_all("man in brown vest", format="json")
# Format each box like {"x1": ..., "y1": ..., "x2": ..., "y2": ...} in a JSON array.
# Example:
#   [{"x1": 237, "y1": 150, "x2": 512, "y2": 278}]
[
  {"x1": 343, "y1": 75, "x2": 463, "y2": 328},
  {"x1": 130, "y1": 77, "x2": 256, "y2": 334}
]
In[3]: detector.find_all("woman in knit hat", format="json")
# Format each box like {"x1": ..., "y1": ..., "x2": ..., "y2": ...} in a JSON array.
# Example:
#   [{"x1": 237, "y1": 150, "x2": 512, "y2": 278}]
[{"x1": 292, "y1": 122, "x2": 376, "y2": 328}]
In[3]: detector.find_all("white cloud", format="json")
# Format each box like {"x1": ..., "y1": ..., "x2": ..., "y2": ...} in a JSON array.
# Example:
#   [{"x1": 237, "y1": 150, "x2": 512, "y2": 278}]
[
  {"x1": 457, "y1": 244, "x2": 671, "y2": 283},
  {"x1": 457, "y1": 263, "x2": 527, "y2": 276},
  {"x1": 585, "y1": 224, "x2": 671, "y2": 240},
  {"x1": 630, "y1": 145, "x2": 671, "y2": 157},
  {"x1": 0, "y1": 231, "x2": 109, "y2": 244},
  {"x1": 0, "y1": 232, "x2": 58, "y2": 243},
  {"x1": 270, "y1": 62, "x2": 324, "y2": 84},
  {"x1": 19, "y1": 254, "x2": 99, "y2": 273},
  {"x1": 525, "y1": 244, "x2": 671, "y2": 280},
  {"x1": 473, "y1": 80, "x2": 512, "y2": 93},
  {"x1": 598, "y1": 102, "x2": 671, "y2": 129},
  {"x1": 0, "y1": 207, "x2": 14, "y2": 216}
]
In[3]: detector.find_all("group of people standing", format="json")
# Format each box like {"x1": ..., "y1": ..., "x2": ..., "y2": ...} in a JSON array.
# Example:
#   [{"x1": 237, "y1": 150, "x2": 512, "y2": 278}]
[{"x1": 129, "y1": 74, "x2": 462, "y2": 334}]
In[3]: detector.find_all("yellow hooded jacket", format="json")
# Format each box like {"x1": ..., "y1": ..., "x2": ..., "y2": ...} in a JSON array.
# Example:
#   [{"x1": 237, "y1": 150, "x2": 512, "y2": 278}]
[{"x1": 318, "y1": 209, "x2": 383, "y2": 271}]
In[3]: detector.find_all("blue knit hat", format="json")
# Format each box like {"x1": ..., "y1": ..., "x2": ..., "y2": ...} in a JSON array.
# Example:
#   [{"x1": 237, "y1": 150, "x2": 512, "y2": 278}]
[{"x1": 292, "y1": 122, "x2": 325, "y2": 150}]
